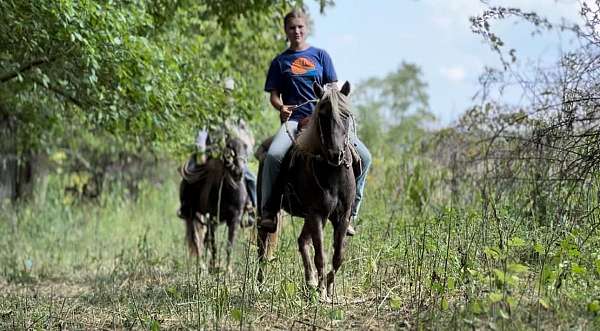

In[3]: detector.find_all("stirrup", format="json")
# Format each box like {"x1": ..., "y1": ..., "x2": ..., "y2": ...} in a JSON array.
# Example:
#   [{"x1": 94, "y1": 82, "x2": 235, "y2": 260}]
[{"x1": 257, "y1": 217, "x2": 277, "y2": 233}]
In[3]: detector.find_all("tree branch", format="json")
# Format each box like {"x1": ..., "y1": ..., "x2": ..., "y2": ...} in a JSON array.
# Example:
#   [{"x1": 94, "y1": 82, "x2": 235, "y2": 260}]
[
  {"x1": 0, "y1": 57, "x2": 55, "y2": 83},
  {"x1": 30, "y1": 77, "x2": 83, "y2": 108}
]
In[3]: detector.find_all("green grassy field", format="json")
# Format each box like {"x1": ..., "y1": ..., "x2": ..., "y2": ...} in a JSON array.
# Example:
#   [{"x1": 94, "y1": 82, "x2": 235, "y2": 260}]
[{"x1": 1, "y1": 159, "x2": 600, "y2": 330}]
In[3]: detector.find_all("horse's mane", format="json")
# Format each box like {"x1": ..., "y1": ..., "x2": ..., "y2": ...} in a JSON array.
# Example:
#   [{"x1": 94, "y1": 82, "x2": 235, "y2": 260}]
[{"x1": 296, "y1": 84, "x2": 351, "y2": 154}]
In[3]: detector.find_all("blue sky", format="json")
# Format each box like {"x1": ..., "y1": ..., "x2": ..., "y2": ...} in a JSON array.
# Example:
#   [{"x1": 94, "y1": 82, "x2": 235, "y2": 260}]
[{"x1": 305, "y1": 0, "x2": 586, "y2": 124}]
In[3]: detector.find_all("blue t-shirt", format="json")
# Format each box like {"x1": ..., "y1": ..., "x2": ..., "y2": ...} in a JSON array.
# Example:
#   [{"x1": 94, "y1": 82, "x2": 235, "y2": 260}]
[{"x1": 264, "y1": 46, "x2": 337, "y2": 122}]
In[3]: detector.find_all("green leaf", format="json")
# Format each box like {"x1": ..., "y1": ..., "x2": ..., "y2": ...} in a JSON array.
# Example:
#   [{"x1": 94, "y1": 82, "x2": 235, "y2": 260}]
[
  {"x1": 571, "y1": 263, "x2": 586, "y2": 275},
  {"x1": 329, "y1": 308, "x2": 344, "y2": 321},
  {"x1": 447, "y1": 277, "x2": 455, "y2": 290},
  {"x1": 283, "y1": 281, "x2": 297, "y2": 297},
  {"x1": 468, "y1": 301, "x2": 482, "y2": 314},
  {"x1": 533, "y1": 243, "x2": 544, "y2": 254},
  {"x1": 507, "y1": 237, "x2": 526, "y2": 247},
  {"x1": 231, "y1": 308, "x2": 242, "y2": 322},
  {"x1": 389, "y1": 296, "x2": 402, "y2": 310},
  {"x1": 149, "y1": 319, "x2": 160, "y2": 331},
  {"x1": 440, "y1": 297, "x2": 449, "y2": 311},
  {"x1": 539, "y1": 298, "x2": 550, "y2": 309},
  {"x1": 506, "y1": 296, "x2": 517, "y2": 309},
  {"x1": 484, "y1": 246, "x2": 503, "y2": 260},
  {"x1": 489, "y1": 292, "x2": 503, "y2": 303},
  {"x1": 493, "y1": 269, "x2": 506, "y2": 284},
  {"x1": 507, "y1": 263, "x2": 528, "y2": 274},
  {"x1": 588, "y1": 300, "x2": 600, "y2": 313}
]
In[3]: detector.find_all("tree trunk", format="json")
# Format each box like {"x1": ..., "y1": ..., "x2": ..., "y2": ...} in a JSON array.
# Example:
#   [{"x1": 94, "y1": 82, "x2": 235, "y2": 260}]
[
  {"x1": 0, "y1": 114, "x2": 17, "y2": 203},
  {"x1": 0, "y1": 111, "x2": 49, "y2": 204},
  {"x1": 16, "y1": 151, "x2": 49, "y2": 203}
]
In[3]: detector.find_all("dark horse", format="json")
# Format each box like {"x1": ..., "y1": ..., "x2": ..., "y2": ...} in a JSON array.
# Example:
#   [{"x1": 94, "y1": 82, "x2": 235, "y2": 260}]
[
  {"x1": 257, "y1": 81, "x2": 356, "y2": 301},
  {"x1": 180, "y1": 136, "x2": 248, "y2": 271}
]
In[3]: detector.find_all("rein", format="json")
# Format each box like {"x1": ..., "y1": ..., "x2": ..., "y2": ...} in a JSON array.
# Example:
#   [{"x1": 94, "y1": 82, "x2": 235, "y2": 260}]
[
  {"x1": 284, "y1": 99, "x2": 318, "y2": 144},
  {"x1": 286, "y1": 93, "x2": 357, "y2": 169}
]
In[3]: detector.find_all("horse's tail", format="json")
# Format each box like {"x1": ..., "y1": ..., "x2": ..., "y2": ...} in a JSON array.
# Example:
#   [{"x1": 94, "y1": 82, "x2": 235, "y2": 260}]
[
  {"x1": 265, "y1": 214, "x2": 283, "y2": 261},
  {"x1": 257, "y1": 213, "x2": 283, "y2": 283},
  {"x1": 186, "y1": 214, "x2": 206, "y2": 257}
]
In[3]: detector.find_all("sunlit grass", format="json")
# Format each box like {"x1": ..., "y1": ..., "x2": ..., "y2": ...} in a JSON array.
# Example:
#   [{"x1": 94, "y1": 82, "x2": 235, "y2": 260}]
[{"x1": 1, "y1": 161, "x2": 600, "y2": 329}]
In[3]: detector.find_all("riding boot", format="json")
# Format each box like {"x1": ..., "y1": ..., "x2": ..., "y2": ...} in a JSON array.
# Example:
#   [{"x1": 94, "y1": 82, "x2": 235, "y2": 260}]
[
  {"x1": 258, "y1": 169, "x2": 285, "y2": 233},
  {"x1": 257, "y1": 213, "x2": 278, "y2": 233},
  {"x1": 258, "y1": 192, "x2": 281, "y2": 233}
]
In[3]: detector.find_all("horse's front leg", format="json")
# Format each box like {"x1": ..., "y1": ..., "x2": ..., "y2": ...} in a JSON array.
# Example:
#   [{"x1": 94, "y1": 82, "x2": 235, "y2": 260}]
[
  {"x1": 298, "y1": 222, "x2": 316, "y2": 289},
  {"x1": 207, "y1": 219, "x2": 218, "y2": 271},
  {"x1": 327, "y1": 213, "x2": 350, "y2": 298},
  {"x1": 308, "y1": 215, "x2": 327, "y2": 301},
  {"x1": 226, "y1": 220, "x2": 238, "y2": 274}
]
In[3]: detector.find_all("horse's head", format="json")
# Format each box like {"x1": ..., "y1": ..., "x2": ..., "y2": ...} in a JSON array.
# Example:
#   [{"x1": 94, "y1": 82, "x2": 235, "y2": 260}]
[
  {"x1": 313, "y1": 81, "x2": 352, "y2": 167},
  {"x1": 222, "y1": 136, "x2": 248, "y2": 182}
]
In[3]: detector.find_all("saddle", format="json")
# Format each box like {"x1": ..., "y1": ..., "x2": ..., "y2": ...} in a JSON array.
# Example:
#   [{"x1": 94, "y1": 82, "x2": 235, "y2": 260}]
[{"x1": 255, "y1": 131, "x2": 363, "y2": 178}]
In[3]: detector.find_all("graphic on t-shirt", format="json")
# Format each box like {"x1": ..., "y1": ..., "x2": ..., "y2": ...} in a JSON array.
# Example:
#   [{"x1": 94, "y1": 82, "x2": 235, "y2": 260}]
[{"x1": 290, "y1": 57, "x2": 317, "y2": 76}]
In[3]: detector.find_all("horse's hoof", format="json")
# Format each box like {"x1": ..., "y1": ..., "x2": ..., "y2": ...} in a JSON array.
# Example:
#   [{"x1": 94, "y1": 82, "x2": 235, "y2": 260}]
[
  {"x1": 319, "y1": 291, "x2": 332, "y2": 303},
  {"x1": 327, "y1": 283, "x2": 335, "y2": 298}
]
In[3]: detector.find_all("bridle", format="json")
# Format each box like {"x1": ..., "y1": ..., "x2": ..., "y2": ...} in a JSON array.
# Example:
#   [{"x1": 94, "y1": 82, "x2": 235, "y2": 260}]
[
  {"x1": 222, "y1": 141, "x2": 247, "y2": 186},
  {"x1": 317, "y1": 108, "x2": 354, "y2": 168},
  {"x1": 284, "y1": 99, "x2": 318, "y2": 144},
  {"x1": 286, "y1": 93, "x2": 355, "y2": 168}
]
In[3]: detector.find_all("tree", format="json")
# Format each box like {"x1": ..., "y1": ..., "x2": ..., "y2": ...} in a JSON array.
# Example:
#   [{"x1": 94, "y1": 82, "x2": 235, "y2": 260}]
[
  {"x1": 353, "y1": 62, "x2": 433, "y2": 155},
  {"x1": 455, "y1": 1, "x2": 600, "y2": 225},
  {"x1": 0, "y1": 0, "x2": 329, "y2": 202}
]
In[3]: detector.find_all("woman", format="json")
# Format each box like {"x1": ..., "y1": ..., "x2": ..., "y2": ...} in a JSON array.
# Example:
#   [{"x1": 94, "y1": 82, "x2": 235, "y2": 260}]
[{"x1": 259, "y1": 8, "x2": 371, "y2": 236}]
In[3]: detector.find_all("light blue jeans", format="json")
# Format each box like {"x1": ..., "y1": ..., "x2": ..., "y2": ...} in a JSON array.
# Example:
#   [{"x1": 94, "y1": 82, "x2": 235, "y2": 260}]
[
  {"x1": 260, "y1": 121, "x2": 372, "y2": 218},
  {"x1": 244, "y1": 168, "x2": 257, "y2": 207}
]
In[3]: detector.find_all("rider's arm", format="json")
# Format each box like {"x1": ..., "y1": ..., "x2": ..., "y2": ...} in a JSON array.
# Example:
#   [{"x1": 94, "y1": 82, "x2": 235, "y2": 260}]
[
  {"x1": 270, "y1": 90, "x2": 293, "y2": 122},
  {"x1": 269, "y1": 90, "x2": 284, "y2": 111}
]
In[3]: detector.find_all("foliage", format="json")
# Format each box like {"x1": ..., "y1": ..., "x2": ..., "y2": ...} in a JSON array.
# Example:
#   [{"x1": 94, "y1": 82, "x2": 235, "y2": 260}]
[
  {"x1": 0, "y1": 0, "x2": 310, "y2": 155},
  {"x1": 353, "y1": 62, "x2": 433, "y2": 156},
  {"x1": 2, "y1": 1, "x2": 600, "y2": 330}
]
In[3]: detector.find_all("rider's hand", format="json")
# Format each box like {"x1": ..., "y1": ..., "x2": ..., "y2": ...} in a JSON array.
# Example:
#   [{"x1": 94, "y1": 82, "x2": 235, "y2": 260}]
[{"x1": 279, "y1": 105, "x2": 293, "y2": 122}]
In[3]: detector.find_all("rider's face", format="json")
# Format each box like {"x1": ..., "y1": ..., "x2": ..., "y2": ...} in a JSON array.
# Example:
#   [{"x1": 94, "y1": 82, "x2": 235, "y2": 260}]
[{"x1": 285, "y1": 17, "x2": 307, "y2": 47}]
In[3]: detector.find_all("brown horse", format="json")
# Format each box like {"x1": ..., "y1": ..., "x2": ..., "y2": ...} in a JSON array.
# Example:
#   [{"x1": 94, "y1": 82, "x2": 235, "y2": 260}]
[
  {"x1": 181, "y1": 136, "x2": 248, "y2": 271},
  {"x1": 257, "y1": 81, "x2": 356, "y2": 301}
]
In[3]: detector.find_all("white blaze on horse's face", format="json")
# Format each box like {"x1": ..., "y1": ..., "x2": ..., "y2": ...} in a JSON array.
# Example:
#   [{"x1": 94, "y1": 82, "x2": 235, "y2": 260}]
[{"x1": 313, "y1": 82, "x2": 352, "y2": 167}]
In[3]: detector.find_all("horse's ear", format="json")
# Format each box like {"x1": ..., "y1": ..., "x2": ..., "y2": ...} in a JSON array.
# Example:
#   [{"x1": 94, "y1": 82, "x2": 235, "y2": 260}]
[
  {"x1": 313, "y1": 82, "x2": 324, "y2": 99},
  {"x1": 340, "y1": 81, "x2": 351, "y2": 96}
]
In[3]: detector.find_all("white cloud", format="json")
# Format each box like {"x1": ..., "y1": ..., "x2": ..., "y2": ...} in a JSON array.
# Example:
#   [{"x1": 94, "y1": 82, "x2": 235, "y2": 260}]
[{"x1": 440, "y1": 66, "x2": 466, "y2": 82}]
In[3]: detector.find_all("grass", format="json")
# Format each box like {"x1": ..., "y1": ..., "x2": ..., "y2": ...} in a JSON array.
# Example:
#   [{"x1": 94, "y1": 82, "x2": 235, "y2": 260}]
[{"x1": 1, "y1": 157, "x2": 600, "y2": 330}]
